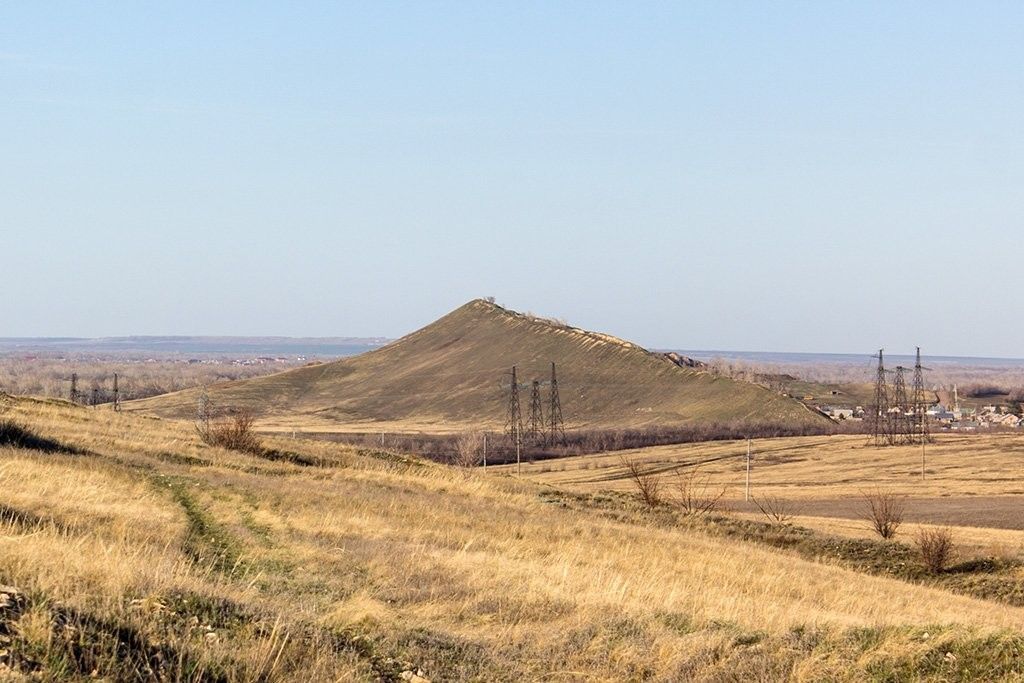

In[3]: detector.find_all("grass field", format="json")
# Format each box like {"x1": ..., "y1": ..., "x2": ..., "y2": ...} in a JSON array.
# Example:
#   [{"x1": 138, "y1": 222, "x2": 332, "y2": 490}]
[
  {"x1": 5, "y1": 396, "x2": 1024, "y2": 680},
  {"x1": 497, "y1": 432, "x2": 1024, "y2": 560},
  {"x1": 499, "y1": 432, "x2": 1024, "y2": 499}
]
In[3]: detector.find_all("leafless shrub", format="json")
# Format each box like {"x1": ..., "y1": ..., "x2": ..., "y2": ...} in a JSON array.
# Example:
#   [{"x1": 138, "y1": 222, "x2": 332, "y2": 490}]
[
  {"x1": 622, "y1": 457, "x2": 662, "y2": 508},
  {"x1": 752, "y1": 495, "x2": 798, "y2": 525},
  {"x1": 674, "y1": 467, "x2": 724, "y2": 516},
  {"x1": 453, "y1": 431, "x2": 485, "y2": 468},
  {"x1": 915, "y1": 527, "x2": 955, "y2": 573},
  {"x1": 197, "y1": 411, "x2": 263, "y2": 454},
  {"x1": 861, "y1": 489, "x2": 905, "y2": 539}
]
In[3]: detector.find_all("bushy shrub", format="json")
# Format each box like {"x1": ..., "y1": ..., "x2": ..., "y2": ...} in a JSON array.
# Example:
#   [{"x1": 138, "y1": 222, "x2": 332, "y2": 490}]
[
  {"x1": 915, "y1": 527, "x2": 955, "y2": 573},
  {"x1": 197, "y1": 412, "x2": 263, "y2": 455}
]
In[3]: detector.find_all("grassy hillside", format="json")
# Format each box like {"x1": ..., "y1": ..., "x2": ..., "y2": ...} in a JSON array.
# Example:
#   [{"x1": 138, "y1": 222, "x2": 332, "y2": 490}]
[
  {"x1": 3, "y1": 396, "x2": 1024, "y2": 680},
  {"x1": 126, "y1": 300, "x2": 826, "y2": 434}
]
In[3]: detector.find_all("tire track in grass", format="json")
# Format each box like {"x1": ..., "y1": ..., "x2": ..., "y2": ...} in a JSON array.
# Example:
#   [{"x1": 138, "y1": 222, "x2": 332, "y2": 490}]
[{"x1": 155, "y1": 475, "x2": 246, "y2": 576}]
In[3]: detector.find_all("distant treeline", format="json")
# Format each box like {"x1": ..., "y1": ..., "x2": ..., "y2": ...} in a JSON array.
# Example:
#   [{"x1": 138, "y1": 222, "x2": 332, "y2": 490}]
[
  {"x1": 0, "y1": 355, "x2": 306, "y2": 403},
  {"x1": 304, "y1": 419, "x2": 847, "y2": 465}
]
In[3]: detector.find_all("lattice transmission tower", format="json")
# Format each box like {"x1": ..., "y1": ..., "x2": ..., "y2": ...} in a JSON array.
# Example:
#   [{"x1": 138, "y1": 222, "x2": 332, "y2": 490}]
[
  {"x1": 870, "y1": 350, "x2": 890, "y2": 446},
  {"x1": 911, "y1": 347, "x2": 931, "y2": 444},
  {"x1": 891, "y1": 366, "x2": 911, "y2": 445},
  {"x1": 548, "y1": 362, "x2": 565, "y2": 445},
  {"x1": 528, "y1": 380, "x2": 545, "y2": 445},
  {"x1": 504, "y1": 366, "x2": 524, "y2": 450}
]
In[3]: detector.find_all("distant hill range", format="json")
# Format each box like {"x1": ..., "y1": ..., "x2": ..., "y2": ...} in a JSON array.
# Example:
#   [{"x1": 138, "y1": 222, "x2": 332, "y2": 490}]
[{"x1": 125, "y1": 299, "x2": 828, "y2": 433}]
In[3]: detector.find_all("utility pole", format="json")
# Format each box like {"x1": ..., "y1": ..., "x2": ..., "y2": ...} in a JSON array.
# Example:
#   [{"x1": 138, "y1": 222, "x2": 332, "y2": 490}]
[
  {"x1": 517, "y1": 432, "x2": 521, "y2": 477},
  {"x1": 921, "y1": 437, "x2": 926, "y2": 481},
  {"x1": 745, "y1": 438, "x2": 752, "y2": 502},
  {"x1": 547, "y1": 362, "x2": 565, "y2": 446}
]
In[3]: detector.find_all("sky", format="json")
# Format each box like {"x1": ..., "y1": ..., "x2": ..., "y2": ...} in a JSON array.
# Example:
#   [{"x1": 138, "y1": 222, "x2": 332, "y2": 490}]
[{"x1": 2, "y1": 2, "x2": 1022, "y2": 357}]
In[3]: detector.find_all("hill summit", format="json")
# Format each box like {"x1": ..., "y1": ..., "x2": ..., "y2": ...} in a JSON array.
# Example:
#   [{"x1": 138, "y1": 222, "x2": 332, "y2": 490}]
[{"x1": 127, "y1": 299, "x2": 825, "y2": 432}]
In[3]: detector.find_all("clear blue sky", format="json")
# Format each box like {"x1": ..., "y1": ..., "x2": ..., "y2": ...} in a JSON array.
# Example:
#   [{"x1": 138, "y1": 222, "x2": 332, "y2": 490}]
[{"x1": 3, "y1": 2, "x2": 1022, "y2": 357}]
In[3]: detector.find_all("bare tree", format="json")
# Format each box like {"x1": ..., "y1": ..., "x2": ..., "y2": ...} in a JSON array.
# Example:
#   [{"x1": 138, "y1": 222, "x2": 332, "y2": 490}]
[
  {"x1": 752, "y1": 495, "x2": 799, "y2": 525},
  {"x1": 674, "y1": 467, "x2": 724, "y2": 516},
  {"x1": 453, "y1": 431, "x2": 485, "y2": 468},
  {"x1": 861, "y1": 489, "x2": 906, "y2": 539},
  {"x1": 622, "y1": 457, "x2": 662, "y2": 508}
]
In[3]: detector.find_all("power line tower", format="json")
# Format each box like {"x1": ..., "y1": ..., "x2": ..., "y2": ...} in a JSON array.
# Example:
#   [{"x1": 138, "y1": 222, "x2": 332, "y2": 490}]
[
  {"x1": 869, "y1": 350, "x2": 890, "y2": 446},
  {"x1": 527, "y1": 380, "x2": 545, "y2": 445},
  {"x1": 69, "y1": 373, "x2": 79, "y2": 404},
  {"x1": 504, "y1": 366, "x2": 524, "y2": 452},
  {"x1": 911, "y1": 347, "x2": 930, "y2": 444},
  {"x1": 891, "y1": 366, "x2": 911, "y2": 445},
  {"x1": 548, "y1": 362, "x2": 565, "y2": 445}
]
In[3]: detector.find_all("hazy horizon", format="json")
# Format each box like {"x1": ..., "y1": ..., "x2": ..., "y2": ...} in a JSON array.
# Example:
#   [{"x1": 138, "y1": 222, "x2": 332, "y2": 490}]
[
  {"x1": 4, "y1": 3, "x2": 1023, "y2": 356},
  {"x1": 3, "y1": 333, "x2": 1024, "y2": 364}
]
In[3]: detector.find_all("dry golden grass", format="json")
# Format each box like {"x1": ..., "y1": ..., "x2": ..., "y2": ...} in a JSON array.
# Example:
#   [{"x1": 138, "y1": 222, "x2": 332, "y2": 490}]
[
  {"x1": 499, "y1": 432, "x2": 1024, "y2": 500},
  {"x1": 3, "y1": 396, "x2": 1024, "y2": 680}
]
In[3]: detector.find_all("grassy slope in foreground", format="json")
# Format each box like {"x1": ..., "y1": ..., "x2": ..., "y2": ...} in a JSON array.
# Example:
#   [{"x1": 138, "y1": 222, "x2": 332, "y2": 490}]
[
  {"x1": 126, "y1": 299, "x2": 827, "y2": 433},
  {"x1": 2, "y1": 395, "x2": 1024, "y2": 680}
]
